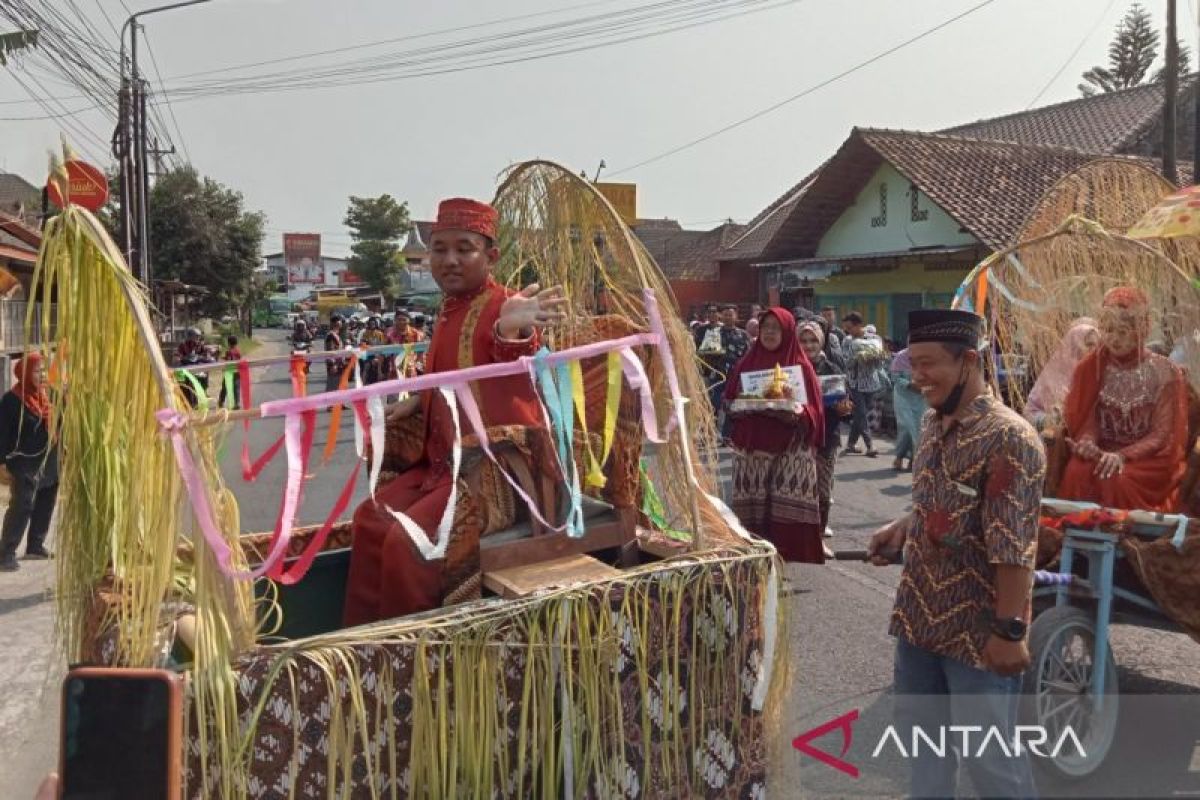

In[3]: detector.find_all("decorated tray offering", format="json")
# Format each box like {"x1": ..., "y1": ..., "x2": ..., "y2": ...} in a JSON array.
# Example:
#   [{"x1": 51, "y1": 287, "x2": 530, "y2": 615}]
[{"x1": 729, "y1": 363, "x2": 808, "y2": 414}]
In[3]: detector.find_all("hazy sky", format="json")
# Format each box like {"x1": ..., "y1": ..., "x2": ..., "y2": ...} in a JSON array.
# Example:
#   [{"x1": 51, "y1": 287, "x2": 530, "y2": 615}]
[{"x1": 1, "y1": 0, "x2": 1194, "y2": 255}]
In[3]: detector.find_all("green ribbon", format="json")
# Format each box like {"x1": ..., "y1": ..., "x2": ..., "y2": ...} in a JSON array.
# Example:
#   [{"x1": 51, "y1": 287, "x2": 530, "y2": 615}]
[{"x1": 175, "y1": 368, "x2": 209, "y2": 412}]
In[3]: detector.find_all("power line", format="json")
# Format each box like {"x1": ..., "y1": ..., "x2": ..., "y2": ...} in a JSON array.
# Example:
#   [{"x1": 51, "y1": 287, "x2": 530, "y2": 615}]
[
  {"x1": 168, "y1": 0, "x2": 626, "y2": 82},
  {"x1": 1025, "y1": 0, "x2": 1118, "y2": 109},
  {"x1": 0, "y1": 0, "x2": 795, "y2": 106},
  {"x1": 5, "y1": 68, "x2": 109, "y2": 163},
  {"x1": 608, "y1": 0, "x2": 1000, "y2": 177},
  {"x1": 92, "y1": 0, "x2": 121, "y2": 39},
  {"x1": 142, "y1": 29, "x2": 190, "y2": 164},
  {"x1": 163, "y1": 0, "x2": 799, "y2": 102}
]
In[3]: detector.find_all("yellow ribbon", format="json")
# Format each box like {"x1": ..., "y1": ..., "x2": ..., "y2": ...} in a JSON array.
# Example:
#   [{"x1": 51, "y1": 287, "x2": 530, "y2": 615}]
[
  {"x1": 569, "y1": 353, "x2": 622, "y2": 489},
  {"x1": 601, "y1": 351, "x2": 621, "y2": 469}
]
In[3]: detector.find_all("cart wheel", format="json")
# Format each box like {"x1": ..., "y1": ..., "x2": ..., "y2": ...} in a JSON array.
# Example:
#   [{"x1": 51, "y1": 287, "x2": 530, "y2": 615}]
[{"x1": 1023, "y1": 605, "x2": 1119, "y2": 780}]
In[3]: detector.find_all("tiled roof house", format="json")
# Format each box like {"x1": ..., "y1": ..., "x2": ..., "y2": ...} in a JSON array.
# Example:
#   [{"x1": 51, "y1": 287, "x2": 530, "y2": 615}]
[{"x1": 719, "y1": 80, "x2": 1197, "y2": 340}]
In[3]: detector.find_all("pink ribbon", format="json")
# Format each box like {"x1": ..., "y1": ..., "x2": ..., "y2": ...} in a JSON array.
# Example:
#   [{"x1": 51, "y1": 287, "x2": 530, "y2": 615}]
[
  {"x1": 271, "y1": 407, "x2": 367, "y2": 585},
  {"x1": 160, "y1": 289, "x2": 705, "y2": 580},
  {"x1": 259, "y1": 332, "x2": 660, "y2": 419},
  {"x1": 158, "y1": 409, "x2": 313, "y2": 580},
  {"x1": 643, "y1": 291, "x2": 684, "y2": 435},
  {"x1": 453, "y1": 384, "x2": 570, "y2": 535},
  {"x1": 618, "y1": 347, "x2": 664, "y2": 444}
]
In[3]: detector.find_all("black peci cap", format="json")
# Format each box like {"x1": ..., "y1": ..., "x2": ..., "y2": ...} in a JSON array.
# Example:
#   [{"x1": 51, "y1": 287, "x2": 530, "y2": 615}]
[{"x1": 908, "y1": 309, "x2": 984, "y2": 347}]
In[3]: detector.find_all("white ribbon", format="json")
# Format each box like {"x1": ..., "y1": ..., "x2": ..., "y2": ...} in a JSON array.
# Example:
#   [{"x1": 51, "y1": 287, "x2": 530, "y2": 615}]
[
  {"x1": 367, "y1": 394, "x2": 385, "y2": 499},
  {"x1": 384, "y1": 385, "x2": 461, "y2": 560}
]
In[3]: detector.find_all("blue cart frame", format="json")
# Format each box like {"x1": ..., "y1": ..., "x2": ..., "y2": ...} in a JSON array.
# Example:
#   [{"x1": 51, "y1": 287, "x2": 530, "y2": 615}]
[{"x1": 1027, "y1": 500, "x2": 1188, "y2": 779}]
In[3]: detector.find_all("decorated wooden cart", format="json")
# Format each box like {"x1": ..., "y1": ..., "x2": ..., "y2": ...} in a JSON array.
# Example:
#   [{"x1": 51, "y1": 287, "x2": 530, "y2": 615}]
[
  {"x1": 37, "y1": 159, "x2": 785, "y2": 797},
  {"x1": 950, "y1": 182, "x2": 1200, "y2": 780}
]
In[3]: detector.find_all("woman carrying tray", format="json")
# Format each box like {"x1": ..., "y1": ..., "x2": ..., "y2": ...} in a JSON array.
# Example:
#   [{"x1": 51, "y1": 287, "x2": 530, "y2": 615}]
[{"x1": 724, "y1": 308, "x2": 826, "y2": 563}]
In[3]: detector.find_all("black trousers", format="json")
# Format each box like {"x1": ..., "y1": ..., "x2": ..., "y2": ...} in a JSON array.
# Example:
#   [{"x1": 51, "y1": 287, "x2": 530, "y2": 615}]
[{"x1": 0, "y1": 475, "x2": 57, "y2": 557}]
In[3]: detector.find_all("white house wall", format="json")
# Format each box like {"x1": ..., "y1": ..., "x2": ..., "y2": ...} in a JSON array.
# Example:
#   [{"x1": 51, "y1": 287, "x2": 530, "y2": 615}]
[{"x1": 815, "y1": 162, "x2": 978, "y2": 258}]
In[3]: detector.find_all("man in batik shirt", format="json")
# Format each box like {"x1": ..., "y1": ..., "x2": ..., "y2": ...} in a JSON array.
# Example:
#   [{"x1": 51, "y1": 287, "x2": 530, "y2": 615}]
[{"x1": 869, "y1": 308, "x2": 1044, "y2": 799}]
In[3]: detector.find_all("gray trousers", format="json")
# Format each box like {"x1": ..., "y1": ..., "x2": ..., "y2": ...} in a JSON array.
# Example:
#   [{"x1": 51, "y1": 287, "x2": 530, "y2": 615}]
[{"x1": 0, "y1": 474, "x2": 57, "y2": 557}]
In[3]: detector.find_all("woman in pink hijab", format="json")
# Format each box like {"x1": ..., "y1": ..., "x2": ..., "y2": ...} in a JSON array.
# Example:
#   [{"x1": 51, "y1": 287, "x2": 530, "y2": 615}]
[{"x1": 1024, "y1": 317, "x2": 1099, "y2": 429}]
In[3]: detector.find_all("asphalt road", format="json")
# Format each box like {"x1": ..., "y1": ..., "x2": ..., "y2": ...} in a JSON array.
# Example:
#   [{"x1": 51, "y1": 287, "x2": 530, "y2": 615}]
[{"x1": 3, "y1": 326, "x2": 1199, "y2": 798}]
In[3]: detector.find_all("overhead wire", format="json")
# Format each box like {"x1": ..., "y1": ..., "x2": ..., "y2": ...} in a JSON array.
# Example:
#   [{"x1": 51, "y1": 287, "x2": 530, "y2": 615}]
[
  {"x1": 164, "y1": 0, "x2": 791, "y2": 99},
  {"x1": 168, "y1": 0, "x2": 627, "y2": 82},
  {"x1": 0, "y1": 0, "x2": 733, "y2": 104},
  {"x1": 608, "y1": 0, "x2": 1000, "y2": 176},
  {"x1": 142, "y1": 30, "x2": 190, "y2": 165},
  {"x1": 1025, "y1": 0, "x2": 1118, "y2": 109}
]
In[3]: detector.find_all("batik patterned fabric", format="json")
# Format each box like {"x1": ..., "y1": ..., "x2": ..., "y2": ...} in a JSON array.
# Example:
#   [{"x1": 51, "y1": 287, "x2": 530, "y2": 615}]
[
  {"x1": 730, "y1": 446, "x2": 824, "y2": 563},
  {"x1": 182, "y1": 553, "x2": 775, "y2": 799},
  {"x1": 889, "y1": 393, "x2": 1046, "y2": 668}
]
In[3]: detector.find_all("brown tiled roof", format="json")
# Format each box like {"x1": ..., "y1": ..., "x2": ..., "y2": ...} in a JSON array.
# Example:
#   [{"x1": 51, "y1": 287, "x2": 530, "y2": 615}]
[
  {"x1": 0, "y1": 173, "x2": 40, "y2": 222},
  {"x1": 720, "y1": 169, "x2": 820, "y2": 261},
  {"x1": 742, "y1": 127, "x2": 1192, "y2": 261},
  {"x1": 943, "y1": 78, "x2": 1196, "y2": 153},
  {"x1": 0, "y1": 212, "x2": 40, "y2": 248},
  {"x1": 630, "y1": 219, "x2": 746, "y2": 281}
]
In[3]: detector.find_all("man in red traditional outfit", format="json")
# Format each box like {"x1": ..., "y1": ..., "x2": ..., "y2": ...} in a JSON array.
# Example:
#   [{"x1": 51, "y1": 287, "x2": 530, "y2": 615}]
[
  {"x1": 1058, "y1": 286, "x2": 1190, "y2": 512},
  {"x1": 342, "y1": 198, "x2": 565, "y2": 625}
]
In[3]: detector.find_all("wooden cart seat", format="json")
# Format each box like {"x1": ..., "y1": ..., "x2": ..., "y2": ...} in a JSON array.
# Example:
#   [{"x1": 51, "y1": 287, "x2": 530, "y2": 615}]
[
  {"x1": 483, "y1": 553, "x2": 619, "y2": 599},
  {"x1": 378, "y1": 314, "x2": 653, "y2": 608}
]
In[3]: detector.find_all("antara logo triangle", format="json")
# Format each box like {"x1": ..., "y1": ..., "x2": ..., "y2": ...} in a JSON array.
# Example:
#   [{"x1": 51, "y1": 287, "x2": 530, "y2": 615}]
[{"x1": 792, "y1": 709, "x2": 860, "y2": 778}]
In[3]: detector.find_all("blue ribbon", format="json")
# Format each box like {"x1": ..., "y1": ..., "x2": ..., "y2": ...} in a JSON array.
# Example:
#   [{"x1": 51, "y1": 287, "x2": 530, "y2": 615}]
[
  {"x1": 1172, "y1": 514, "x2": 1189, "y2": 552},
  {"x1": 534, "y1": 348, "x2": 584, "y2": 536}
]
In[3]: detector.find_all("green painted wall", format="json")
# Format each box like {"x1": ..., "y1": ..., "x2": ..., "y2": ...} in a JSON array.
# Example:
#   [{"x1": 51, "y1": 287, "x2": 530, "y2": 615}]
[
  {"x1": 815, "y1": 260, "x2": 968, "y2": 341},
  {"x1": 816, "y1": 163, "x2": 978, "y2": 257}
]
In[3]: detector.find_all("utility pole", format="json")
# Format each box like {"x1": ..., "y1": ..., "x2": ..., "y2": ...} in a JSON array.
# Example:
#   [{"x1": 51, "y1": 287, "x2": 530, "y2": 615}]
[
  {"x1": 115, "y1": 0, "x2": 212, "y2": 287},
  {"x1": 148, "y1": 137, "x2": 176, "y2": 178},
  {"x1": 1194, "y1": 0, "x2": 1200, "y2": 171},
  {"x1": 1165, "y1": 0, "x2": 1180, "y2": 183}
]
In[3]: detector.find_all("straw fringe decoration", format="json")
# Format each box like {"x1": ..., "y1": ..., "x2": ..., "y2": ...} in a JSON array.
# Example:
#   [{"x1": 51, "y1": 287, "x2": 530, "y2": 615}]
[
  {"x1": 186, "y1": 545, "x2": 782, "y2": 798},
  {"x1": 956, "y1": 215, "x2": 1200, "y2": 408},
  {"x1": 492, "y1": 162, "x2": 725, "y2": 536},
  {"x1": 47, "y1": 156, "x2": 784, "y2": 797},
  {"x1": 32, "y1": 202, "x2": 256, "y2": 795}
]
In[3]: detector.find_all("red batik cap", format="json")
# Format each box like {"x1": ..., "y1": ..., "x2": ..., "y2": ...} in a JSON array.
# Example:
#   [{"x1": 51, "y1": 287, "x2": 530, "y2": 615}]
[{"x1": 431, "y1": 197, "x2": 498, "y2": 240}]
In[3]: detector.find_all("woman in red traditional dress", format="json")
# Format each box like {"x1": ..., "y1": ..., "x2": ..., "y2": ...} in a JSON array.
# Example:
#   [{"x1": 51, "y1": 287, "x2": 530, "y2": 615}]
[
  {"x1": 1057, "y1": 287, "x2": 1190, "y2": 512},
  {"x1": 723, "y1": 308, "x2": 826, "y2": 563}
]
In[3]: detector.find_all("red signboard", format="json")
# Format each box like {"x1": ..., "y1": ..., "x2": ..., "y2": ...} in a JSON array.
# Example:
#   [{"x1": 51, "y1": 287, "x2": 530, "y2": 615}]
[
  {"x1": 46, "y1": 159, "x2": 108, "y2": 212},
  {"x1": 283, "y1": 233, "x2": 323, "y2": 284},
  {"x1": 338, "y1": 268, "x2": 364, "y2": 287}
]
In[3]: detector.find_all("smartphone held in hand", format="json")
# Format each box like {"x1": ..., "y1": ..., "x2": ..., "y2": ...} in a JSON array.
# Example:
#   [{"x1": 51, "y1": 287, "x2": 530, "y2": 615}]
[{"x1": 59, "y1": 667, "x2": 182, "y2": 800}]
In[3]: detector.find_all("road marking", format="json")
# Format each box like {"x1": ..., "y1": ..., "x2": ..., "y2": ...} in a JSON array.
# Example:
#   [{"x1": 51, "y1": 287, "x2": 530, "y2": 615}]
[{"x1": 1188, "y1": 741, "x2": 1200, "y2": 772}]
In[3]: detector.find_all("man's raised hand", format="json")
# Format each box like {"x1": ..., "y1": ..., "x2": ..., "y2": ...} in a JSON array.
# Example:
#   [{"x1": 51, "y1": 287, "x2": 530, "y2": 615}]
[{"x1": 498, "y1": 284, "x2": 568, "y2": 339}]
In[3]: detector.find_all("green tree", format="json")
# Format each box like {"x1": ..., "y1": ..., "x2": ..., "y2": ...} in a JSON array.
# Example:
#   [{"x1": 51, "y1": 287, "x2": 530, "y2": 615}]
[
  {"x1": 1079, "y1": 3, "x2": 1159, "y2": 96},
  {"x1": 145, "y1": 167, "x2": 266, "y2": 321},
  {"x1": 343, "y1": 194, "x2": 411, "y2": 300},
  {"x1": 1153, "y1": 39, "x2": 1192, "y2": 84}
]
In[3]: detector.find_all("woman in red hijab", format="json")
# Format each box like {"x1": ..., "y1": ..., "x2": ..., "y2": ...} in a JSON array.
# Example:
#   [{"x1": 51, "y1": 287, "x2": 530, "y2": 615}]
[
  {"x1": 1057, "y1": 287, "x2": 1189, "y2": 512},
  {"x1": 0, "y1": 353, "x2": 59, "y2": 571},
  {"x1": 723, "y1": 307, "x2": 827, "y2": 563}
]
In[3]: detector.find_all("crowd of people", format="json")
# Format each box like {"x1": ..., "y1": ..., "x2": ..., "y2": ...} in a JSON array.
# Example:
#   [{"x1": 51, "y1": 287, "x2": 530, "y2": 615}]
[
  {"x1": 691, "y1": 302, "x2": 929, "y2": 562},
  {"x1": 689, "y1": 286, "x2": 1197, "y2": 797}
]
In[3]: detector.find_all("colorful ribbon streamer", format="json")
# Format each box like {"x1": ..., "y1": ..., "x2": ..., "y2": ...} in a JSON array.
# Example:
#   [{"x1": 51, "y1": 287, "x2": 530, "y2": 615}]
[
  {"x1": 174, "y1": 369, "x2": 208, "y2": 412},
  {"x1": 322, "y1": 353, "x2": 359, "y2": 465},
  {"x1": 164, "y1": 290, "x2": 756, "y2": 580},
  {"x1": 381, "y1": 386, "x2": 462, "y2": 560}
]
